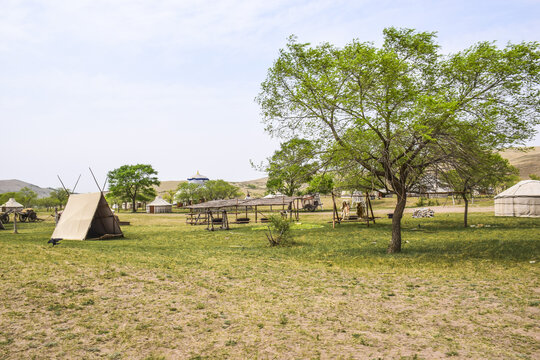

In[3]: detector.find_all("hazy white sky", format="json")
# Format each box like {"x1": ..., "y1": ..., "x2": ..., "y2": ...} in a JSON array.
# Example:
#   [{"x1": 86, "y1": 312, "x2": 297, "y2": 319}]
[{"x1": 1, "y1": 0, "x2": 539, "y2": 192}]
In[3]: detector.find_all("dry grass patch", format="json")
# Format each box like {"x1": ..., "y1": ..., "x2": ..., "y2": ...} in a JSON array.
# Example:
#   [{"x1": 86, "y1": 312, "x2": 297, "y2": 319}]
[{"x1": 0, "y1": 211, "x2": 539, "y2": 359}]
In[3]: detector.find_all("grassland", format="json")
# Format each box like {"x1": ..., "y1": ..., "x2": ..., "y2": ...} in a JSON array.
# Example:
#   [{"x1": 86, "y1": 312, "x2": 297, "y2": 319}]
[{"x1": 0, "y1": 210, "x2": 539, "y2": 359}]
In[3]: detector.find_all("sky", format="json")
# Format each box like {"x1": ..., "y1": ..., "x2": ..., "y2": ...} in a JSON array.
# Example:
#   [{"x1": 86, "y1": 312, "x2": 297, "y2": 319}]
[{"x1": 1, "y1": 0, "x2": 539, "y2": 192}]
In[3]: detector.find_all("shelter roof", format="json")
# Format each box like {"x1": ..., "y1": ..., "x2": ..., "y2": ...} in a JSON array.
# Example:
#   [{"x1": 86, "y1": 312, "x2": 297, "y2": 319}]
[
  {"x1": 187, "y1": 171, "x2": 209, "y2": 181},
  {"x1": 147, "y1": 196, "x2": 172, "y2": 206},
  {"x1": 186, "y1": 199, "x2": 247, "y2": 209},
  {"x1": 495, "y1": 180, "x2": 540, "y2": 198},
  {"x1": 187, "y1": 196, "x2": 301, "y2": 210},
  {"x1": 1, "y1": 198, "x2": 23, "y2": 208},
  {"x1": 243, "y1": 196, "x2": 301, "y2": 206}
]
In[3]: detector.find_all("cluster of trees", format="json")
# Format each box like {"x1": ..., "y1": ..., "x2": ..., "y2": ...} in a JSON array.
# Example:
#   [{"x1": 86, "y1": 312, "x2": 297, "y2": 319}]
[
  {"x1": 175, "y1": 180, "x2": 241, "y2": 204},
  {"x1": 0, "y1": 187, "x2": 69, "y2": 210},
  {"x1": 104, "y1": 164, "x2": 242, "y2": 211},
  {"x1": 257, "y1": 28, "x2": 540, "y2": 253}
]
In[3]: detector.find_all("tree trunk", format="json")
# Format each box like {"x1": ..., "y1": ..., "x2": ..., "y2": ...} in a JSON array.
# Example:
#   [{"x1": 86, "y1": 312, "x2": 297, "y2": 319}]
[
  {"x1": 388, "y1": 191, "x2": 407, "y2": 253},
  {"x1": 132, "y1": 198, "x2": 137, "y2": 213},
  {"x1": 462, "y1": 192, "x2": 469, "y2": 228}
]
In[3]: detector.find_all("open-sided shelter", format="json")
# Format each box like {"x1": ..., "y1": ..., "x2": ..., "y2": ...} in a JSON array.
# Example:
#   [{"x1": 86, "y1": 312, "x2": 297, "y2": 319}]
[
  {"x1": 186, "y1": 197, "x2": 302, "y2": 230},
  {"x1": 1, "y1": 198, "x2": 23, "y2": 212},
  {"x1": 51, "y1": 192, "x2": 123, "y2": 240},
  {"x1": 494, "y1": 180, "x2": 540, "y2": 217},
  {"x1": 146, "y1": 196, "x2": 172, "y2": 213}
]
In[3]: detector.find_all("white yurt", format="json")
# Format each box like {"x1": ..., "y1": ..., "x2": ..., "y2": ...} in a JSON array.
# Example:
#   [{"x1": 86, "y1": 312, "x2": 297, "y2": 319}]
[
  {"x1": 494, "y1": 180, "x2": 540, "y2": 217},
  {"x1": 1, "y1": 198, "x2": 24, "y2": 212},
  {"x1": 187, "y1": 171, "x2": 209, "y2": 185},
  {"x1": 146, "y1": 196, "x2": 172, "y2": 214}
]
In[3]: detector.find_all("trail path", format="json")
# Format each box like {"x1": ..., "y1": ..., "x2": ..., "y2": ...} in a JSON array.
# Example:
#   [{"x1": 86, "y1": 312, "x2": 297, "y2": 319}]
[{"x1": 373, "y1": 205, "x2": 493, "y2": 215}]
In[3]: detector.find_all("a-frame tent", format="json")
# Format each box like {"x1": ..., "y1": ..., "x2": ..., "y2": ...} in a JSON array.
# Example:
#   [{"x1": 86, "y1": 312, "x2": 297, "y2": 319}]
[{"x1": 52, "y1": 192, "x2": 123, "y2": 240}]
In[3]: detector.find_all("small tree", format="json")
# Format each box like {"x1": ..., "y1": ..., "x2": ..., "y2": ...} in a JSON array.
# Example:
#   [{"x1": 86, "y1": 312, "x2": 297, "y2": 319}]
[
  {"x1": 258, "y1": 138, "x2": 319, "y2": 196},
  {"x1": 265, "y1": 215, "x2": 292, "y2": 246},
  {"x1": 17, "y1": 187, "x2": 38, "y2": 208},
  {"x1": 175, "y1": 182, "x2": 204, "y2": 204},
  {"x1": 50, "y1": 188, "x2": 69, "y2": 209},
  {"x1": 306, "y1": 173, "x2": 334, "y2": 195},
  {"x1": 202, "y1": 180, "x2": 241, "y2": 200},
  {"x1": 107, "y1": 164, "x2": 160, "y2": 212},
  {"x1": 0, "y1": 192, "x2": 18, "y2": 206},
  {"x1": 438, "y1": 145, "x2": 519, "y2": 227},
  {"x1": 36, "y1": 196, "x2": 57, "y2": 211},
  {"x1": 162, "y1": 189, "x2": 177, "y2": 205}
]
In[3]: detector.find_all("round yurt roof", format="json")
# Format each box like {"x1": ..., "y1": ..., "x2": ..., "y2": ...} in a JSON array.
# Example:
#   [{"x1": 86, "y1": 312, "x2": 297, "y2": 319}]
[
  {"x1": 1, "y1": 198, "x2": 24, "y2": 208},
  {"x1": 495, "y1": 180, "x2": 540, "y2": 199},
  {"x1": 187, "y1": 171, "x2": 209, "y2": 181},
  {"x1": 147, "y1": 196, "x2": 172, "y2": 206}
]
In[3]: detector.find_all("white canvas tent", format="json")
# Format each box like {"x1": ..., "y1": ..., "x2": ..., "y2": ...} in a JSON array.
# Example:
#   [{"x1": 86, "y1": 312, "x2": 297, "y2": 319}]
[
  {"x1": 146, "y1": 196, "x2": 172, "y2": 213},
  {"x1": 494, "y1": 180, "x2": 540, "y2": 217},
  {"x1": 1, "y1": 198, "x2": 24, "y2": 212},
  {"x1": 51, "y1": 192, "x2": 123, "y2": 240}
]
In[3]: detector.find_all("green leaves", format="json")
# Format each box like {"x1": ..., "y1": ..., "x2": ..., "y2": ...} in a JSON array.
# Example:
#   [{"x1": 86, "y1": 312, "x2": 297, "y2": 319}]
[
  {"x1": 175, "y1": 180, "x2": 241, "y2": 203},
  {"x1": 264, "y1": 138, "x2": 319, "y2": 196},
  {"x1": 258, "y1": 27, "x2": 540, "y2": 251},
  {"x1": 107, "y1": 164, "x2": 160, "y2": 211}
]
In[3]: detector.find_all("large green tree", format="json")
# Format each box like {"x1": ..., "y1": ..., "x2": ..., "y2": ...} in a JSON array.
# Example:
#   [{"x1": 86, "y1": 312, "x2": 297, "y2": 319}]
[
  {"x1": 107, "y1": 164, "x2": 160, "y2": 212},
  {"x1": 257, "y1": 28, "x2": 540, "y2": 253}
]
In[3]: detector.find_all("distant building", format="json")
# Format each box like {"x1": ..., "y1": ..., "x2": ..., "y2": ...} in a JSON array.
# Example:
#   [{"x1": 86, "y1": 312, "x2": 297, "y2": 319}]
[
  {"x1": 146, "y1": 196, "x2": 173, "y2": 214},
  {"x1": 188, "y1": 171, "x2": 209, "y2": 185}
]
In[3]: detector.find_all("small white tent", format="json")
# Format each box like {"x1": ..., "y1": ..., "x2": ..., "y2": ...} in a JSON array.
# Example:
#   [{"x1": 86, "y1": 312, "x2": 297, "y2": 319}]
[
  {"x1": 494, "y1": 180, "x2": 540, "y2": 217},
  {"x1": 1, "y1": 198, "x2": 23, "y2": 212},
  {"x1": 146, "y1": 196, "x2": 172, "y2": 213},
  {"x1": 51, "y1": 192, "x2": 123, "y2": 240}
]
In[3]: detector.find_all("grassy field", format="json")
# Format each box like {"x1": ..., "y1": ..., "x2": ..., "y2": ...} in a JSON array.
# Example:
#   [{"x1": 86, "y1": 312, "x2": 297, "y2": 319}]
[{"x1": 0, "y1": 211, "x2": 539, "y2": 359}]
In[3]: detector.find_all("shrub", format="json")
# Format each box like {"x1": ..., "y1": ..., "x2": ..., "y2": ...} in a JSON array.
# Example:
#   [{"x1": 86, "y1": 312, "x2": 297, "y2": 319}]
[
  {"x1": 415, "y1": 197, "x2": 426, "y2": 207},
  {"x1": 265, "y1": 215, "x2": 292, "y2": 246}
]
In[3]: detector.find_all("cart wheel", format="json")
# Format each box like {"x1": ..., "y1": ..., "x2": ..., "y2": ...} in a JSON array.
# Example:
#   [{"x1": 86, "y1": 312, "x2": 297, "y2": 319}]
[{"x1": 19, "y1": 214, "x2": 27, "y2": 222}]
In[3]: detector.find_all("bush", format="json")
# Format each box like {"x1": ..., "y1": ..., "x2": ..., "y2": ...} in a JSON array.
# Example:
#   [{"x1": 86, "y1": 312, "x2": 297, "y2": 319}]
[
  {"x1": 265, "y1": 215, "x2": 292, "y2": 246},
  {"x1": 415, "y1": 197, "x2": 426, "y2": 207},
  {"x1": 415, "y1": 197, "x2": 439, "y2": 207}
]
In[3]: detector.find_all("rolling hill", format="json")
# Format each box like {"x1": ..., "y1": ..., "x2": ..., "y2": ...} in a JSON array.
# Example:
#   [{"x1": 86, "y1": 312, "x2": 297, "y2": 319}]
[
  {"x1": 0, "y1": 179, "x2": 54, "y2": 198},
  {"x1": 500, "y1": 146, "x2": 540, "y2": 179}
]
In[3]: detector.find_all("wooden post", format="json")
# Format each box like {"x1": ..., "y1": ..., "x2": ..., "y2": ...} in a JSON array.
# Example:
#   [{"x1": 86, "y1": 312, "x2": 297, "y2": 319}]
[
  {"x1": 13, "y1": 212, "x2": 18, "y2": 234},
  {"x1": 255, "y1": 206, "x2": 258, "y2": 223},
  {"x1": 331, "y1": 192, "x2": 340, "y2": 228},
  {"x1": 366, "y1": 193, "x2": 375, "y2": 224}
]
